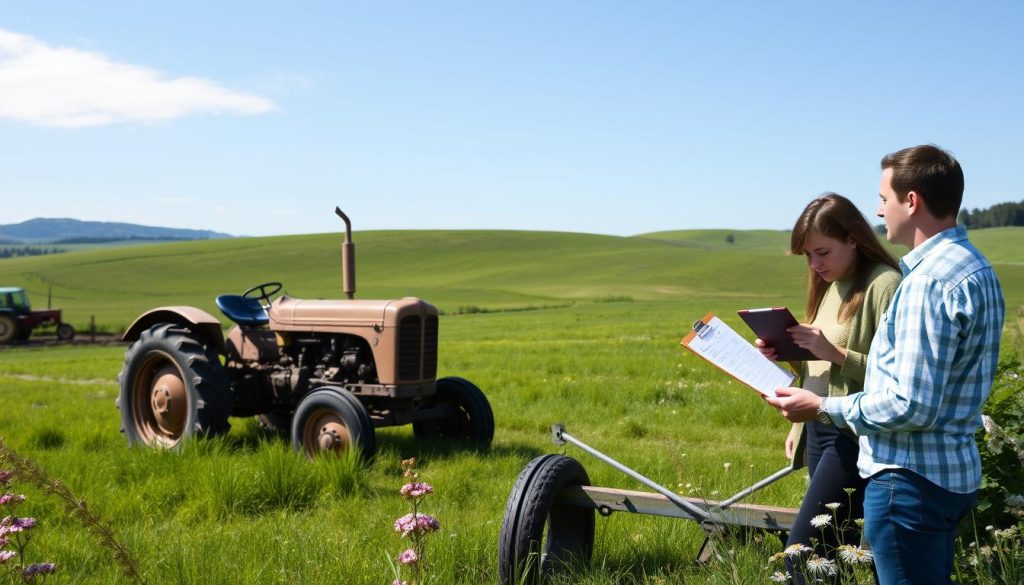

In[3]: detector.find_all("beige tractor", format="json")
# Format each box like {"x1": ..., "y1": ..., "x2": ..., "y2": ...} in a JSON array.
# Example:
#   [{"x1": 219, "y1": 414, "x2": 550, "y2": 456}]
[{"x1": 117, "y1": 208, "x2": 493, "y2": 459}]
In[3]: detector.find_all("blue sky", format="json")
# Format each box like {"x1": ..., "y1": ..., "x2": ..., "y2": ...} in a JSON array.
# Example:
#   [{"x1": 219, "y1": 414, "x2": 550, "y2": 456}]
[{"x1": 2, "y1": 1, "x2": 1022, "y2": 237}]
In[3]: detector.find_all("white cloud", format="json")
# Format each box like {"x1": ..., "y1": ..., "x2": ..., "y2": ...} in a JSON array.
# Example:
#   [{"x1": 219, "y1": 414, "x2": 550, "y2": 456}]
[{"x1": 0, "y1": 29, "x2": 275, "y2": 128}]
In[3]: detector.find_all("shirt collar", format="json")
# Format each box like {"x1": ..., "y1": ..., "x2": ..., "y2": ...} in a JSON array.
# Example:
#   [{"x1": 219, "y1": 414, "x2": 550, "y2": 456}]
[{"x1": 899, "y1": 225, "x2": 967, "y2": 275}]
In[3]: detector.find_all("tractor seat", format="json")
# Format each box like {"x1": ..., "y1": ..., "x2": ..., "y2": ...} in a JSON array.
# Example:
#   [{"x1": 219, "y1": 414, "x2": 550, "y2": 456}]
[{"x1": 215, "y1": 295, "x2": 269, "y2": 327}]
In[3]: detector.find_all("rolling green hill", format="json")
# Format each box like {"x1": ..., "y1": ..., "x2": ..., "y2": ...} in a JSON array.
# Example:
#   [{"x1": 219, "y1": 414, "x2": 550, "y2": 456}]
[{"x1": 1, "y1": 227, "x2": 1021, "y2": 332}]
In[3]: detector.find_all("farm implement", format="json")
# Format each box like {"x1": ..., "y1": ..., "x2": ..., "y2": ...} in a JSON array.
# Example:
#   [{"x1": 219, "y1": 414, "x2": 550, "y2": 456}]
[{"x1": 497, "y1": 423, "x2": 800, "y2": 584}]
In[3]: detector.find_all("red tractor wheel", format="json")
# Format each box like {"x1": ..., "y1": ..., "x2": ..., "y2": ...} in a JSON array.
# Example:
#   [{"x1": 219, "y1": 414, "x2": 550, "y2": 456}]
[
  {"x1": 117, "y1": 323, "x2": 232, "y2": 448},
  {"x1": 0, "y1": 315, "x2": 18, "y2": 345},
  {"x1": 56, "y1": 323, "x2": 74, "y2": 341}
]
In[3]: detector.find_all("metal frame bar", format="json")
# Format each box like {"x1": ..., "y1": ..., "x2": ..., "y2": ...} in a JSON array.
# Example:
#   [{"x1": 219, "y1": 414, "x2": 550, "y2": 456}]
[{"x1": 550, "y1": 423, "x2": 798, "y2": 531}]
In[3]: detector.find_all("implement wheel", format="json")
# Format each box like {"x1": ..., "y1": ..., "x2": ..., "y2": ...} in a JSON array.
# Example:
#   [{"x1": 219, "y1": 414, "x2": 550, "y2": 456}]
[
  {"x1": 56, "y1": 323, "x2": 75, "y2": 341},
  {"x1": 498, "y1": 454, "x2": 595, "y2": 584},
  {"x1": 413, "y1": 376, "x2": 494, "y2": 446},
  {"x1": 117, "y1": 323, "x2": 232, "y2": 448},
  {"x1": 291, "y1": 387, "x2": 376, "y2": 461}
]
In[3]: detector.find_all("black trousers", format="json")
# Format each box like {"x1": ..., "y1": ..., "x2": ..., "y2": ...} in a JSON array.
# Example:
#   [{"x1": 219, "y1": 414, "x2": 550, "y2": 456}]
[{"x1": 785, "y1": 420, "x2": 872, "y2": 584}]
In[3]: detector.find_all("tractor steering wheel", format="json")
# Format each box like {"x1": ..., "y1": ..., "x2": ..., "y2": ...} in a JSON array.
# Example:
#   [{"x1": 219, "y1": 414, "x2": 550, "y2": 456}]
[{"x1": 242, "y1": 282, "x2": 283, "y2": 305}]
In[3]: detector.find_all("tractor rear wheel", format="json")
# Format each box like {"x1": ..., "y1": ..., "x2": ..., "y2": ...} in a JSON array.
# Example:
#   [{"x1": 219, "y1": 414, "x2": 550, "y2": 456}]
[
  {"x1": 498, "y1": 454, "x2": 595, "y2": 585},
  {"x1": 291, "y1": 387, "x2": 376, "y2": 460},
  {"x1": 412, "y1": 377, "x2": 494, "y2": 446},
  {"x1": 0, "y1": 315, "x2": 18, "y2": 344},
  {"x1": 117, "y1": 323, "x2": 233, "y2": 448}
]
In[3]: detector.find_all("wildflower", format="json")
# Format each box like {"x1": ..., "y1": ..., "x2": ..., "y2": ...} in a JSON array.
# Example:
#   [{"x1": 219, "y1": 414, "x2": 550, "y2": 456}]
[
  {"x1": 397, "y1": 548, "x2": 419, "y2": 565},
  {"x1": 804, "y1": 556, "x2": 837, "y2": 577},
  {"x1": 768, "y1": 552, "x2": 785, "y2": 564},
  {"x1": 2, "y1": 517, "x2": 37, "y2": 533},
  {"x1": 0, "y1": 471, "x2": 13, "y2": 486},
  {"x1": 810, "y1": 514, "x2": 831, "y2": 528},
  {"x1": 784, "y1": 544, "x2": 812, "y2": 557},
  {"x1": 400, "y1": 482, "x2": 434, "y2": 499},
  {"x1": 1, "y1": 550, "x2": 16, "y2": 563},
  {"x1": 0, "y1": 494, "x2": 27, "y2": 506},
  {"x1": 824, "y1": 502, "x2": 842, "y2": 511},
  {"x1": 994, "y1": 526, "x2": 1019, "y2": 540},
  {"x1": 723, "y1": 462, "x2": 732, "y2": 472},
  {"x1": 769, "y1": 570, "x2": 790, "y2": 583},
  {"x1": 393, "y1": 513, "x2": 441, "y2": 538},
  {"x1": 837, "y1": 544, "x2": 873, "y2": 566},
  {"x1": 22, "y1": 562, "x2": 57, "y2": 576},
  {"x1": 392, "y1": 581, "x2": 409, "y2": 585},
  {"x1": 400, "y1": 457, "x2": 419, "y2": 479}
]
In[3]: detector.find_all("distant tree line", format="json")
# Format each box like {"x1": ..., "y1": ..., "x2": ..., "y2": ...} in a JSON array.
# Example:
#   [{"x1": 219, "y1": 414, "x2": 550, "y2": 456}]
[
  {"x1": 52, "y1": 235, "x2": 202, "y2": 244},
  {"x1": 0, "y1": 246, "x2": 67, "y2": 259},
  {"x1": 958, "y1": 200, "x2": 1024, "y2": 229}
]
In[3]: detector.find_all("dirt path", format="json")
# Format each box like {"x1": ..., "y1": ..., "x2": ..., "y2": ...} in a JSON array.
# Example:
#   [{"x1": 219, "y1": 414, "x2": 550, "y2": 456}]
[{"x1": 0, "y1": 373, "x2": 116, "y2": 386}]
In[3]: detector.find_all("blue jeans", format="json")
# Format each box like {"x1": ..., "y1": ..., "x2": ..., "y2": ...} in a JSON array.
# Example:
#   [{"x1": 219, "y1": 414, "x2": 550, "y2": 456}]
[{"x1": 863, "y1": 469, "x2": 976, "y2": 585}]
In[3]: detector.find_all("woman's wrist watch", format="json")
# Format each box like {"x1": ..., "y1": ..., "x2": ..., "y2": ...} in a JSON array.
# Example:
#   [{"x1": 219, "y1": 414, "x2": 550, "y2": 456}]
[{"x1": 815, "y1": 398, "x2": 833, "y2": 425}]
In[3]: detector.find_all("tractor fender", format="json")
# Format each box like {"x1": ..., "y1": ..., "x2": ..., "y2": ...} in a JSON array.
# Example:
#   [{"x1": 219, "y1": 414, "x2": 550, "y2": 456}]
[{"x1": 122, "y1": 306, "x2": 226, "y2": 355}]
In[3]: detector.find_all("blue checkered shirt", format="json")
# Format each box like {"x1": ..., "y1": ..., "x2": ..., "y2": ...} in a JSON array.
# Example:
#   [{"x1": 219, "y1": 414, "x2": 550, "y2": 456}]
[{"x1": 824, "y1": 226, "x2": 1004, "y2": 493}]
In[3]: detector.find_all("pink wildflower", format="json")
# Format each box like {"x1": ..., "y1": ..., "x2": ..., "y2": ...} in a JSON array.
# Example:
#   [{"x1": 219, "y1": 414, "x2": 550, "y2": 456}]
[
  {"x1": 0, "y1": 550, "x2": 16, "y2": 563},
  {"x1": 391, "y1": 580, "x2": 409, "y2": 585},
  {"x1": 398, "y1": 548, "x2": 419, "y2": 565},
  {"x1": 400, "y1": 482, "x2": 434, "y2": 499},
  {"x1": 22, "y1": 562, "x2": 57, "y2": 576},
  {"x1": 0, "y1": 494, "x2": 26, "y2": 506},
  {"x1": 393, "y1": 513, "x2": 441, "y2": 538},
  {"x1": 0, "y1": 470, "x2": 13, "y2": 486},
  {"x1": 3, "y1": 517, "x2": 37, "y2": 533}
]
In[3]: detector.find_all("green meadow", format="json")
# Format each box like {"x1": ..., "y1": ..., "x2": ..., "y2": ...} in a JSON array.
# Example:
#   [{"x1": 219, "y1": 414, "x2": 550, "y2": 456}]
[{"x1": 1, "y1": 227, "x2": 1022, "y2": 584}]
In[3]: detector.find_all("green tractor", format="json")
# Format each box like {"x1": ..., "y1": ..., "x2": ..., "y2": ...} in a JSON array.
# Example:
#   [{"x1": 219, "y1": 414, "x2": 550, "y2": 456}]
[{"x1": 0, "y1": 287, "x2": 75, "y2": 344}]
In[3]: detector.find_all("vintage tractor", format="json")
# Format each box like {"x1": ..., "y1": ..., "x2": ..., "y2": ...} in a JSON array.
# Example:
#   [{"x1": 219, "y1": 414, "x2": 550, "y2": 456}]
[
  {"x1": 116, "y1": 208, "x2": 494, "y2": 459},
  {"x1": 0, "y1": 287, "x2": 75, "y2": 344}
]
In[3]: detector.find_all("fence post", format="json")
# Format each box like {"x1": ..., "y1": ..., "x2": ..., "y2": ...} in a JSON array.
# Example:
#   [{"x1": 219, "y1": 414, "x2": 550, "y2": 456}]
[{"x1": 90, "y1": 315, "x2": 95, "y2": 343}]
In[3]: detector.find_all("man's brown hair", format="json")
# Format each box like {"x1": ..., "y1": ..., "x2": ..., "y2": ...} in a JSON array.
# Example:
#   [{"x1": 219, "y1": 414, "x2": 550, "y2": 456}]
[{"x1": 881, "y1": 144, "x2": 964, "y2": 219}]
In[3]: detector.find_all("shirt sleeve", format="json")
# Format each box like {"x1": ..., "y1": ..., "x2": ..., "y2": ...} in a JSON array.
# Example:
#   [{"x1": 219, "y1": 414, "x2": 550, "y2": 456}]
[{"x1": 828, "y1": 274, "x2": 962, "y2": 435}]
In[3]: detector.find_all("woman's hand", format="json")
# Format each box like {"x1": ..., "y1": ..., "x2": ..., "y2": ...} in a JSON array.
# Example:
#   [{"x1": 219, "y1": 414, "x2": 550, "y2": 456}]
[
  {"x1": 785, "y1": 424, "x2": 801, "y2": 460},
  {"x1": 787, "y1": 324, "x2": 846, "y2": 365},
  {"x1": 755, "y1": 338, "x2": 778, "y2": 361}
]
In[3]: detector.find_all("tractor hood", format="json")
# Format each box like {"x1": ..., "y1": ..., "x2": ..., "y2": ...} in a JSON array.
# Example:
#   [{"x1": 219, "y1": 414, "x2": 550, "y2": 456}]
[{"x1": 266, "y1": 295, "x2": 436, "y2": 331}]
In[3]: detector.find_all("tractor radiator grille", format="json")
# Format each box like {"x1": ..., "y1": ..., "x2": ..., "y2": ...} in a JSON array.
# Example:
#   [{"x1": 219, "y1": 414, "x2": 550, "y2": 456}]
[
  {"x1": 423, "y1": 315, "x2": 438, "y2": 378},
  {"x1": 398, "y1": 315, "x2": 422, "y2": 380},
  {"x1": 397, "y1": 314, "x2": 440, "y2": 381}
]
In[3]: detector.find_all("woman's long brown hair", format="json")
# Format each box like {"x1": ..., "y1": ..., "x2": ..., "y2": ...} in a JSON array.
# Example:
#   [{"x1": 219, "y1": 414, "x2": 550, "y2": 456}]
[{"x1": 790, "y1": 193, "x2": 899, "y2": 323}]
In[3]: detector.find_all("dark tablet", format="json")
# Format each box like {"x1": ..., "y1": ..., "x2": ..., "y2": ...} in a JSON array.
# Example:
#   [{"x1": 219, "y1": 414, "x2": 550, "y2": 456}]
[{"x1": 737, "y1": 307, "x2": 817, "y2": 362}]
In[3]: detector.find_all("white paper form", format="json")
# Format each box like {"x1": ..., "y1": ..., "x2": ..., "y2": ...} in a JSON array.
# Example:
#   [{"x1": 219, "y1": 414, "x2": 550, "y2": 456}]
[{"x1": 681, "y1": 314, "x2": 796, "y2": 398}]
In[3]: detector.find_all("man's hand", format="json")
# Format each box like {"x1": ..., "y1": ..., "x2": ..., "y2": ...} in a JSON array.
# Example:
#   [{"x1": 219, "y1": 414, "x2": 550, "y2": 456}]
[{"x1": 764, "y1": 387, "x2": 822, "y2": 422}]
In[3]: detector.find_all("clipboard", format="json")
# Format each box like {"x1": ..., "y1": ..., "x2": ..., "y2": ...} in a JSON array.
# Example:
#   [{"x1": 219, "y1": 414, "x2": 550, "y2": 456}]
[
  {"x1": 737, "y1": 307, "x2": 817, "y2": 362},
  {"x1": 681, "y1": 312, "x2": 796, "y2": 398}
]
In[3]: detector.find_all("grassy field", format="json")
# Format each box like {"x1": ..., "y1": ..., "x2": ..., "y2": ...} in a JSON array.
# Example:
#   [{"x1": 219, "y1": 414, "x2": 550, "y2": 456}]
[{"x1": 1, "y1": 227, "x2": 1022, "y2": 584}]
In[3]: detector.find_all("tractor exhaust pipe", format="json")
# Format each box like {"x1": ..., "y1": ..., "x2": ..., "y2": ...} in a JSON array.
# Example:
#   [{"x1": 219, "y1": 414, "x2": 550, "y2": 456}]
[{"x1": 335, "y1": 207, "x2": 356, "y2": 299}]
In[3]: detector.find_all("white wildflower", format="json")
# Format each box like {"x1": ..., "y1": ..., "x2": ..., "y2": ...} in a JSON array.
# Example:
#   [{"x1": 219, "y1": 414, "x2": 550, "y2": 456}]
[
  {"x1": 769, "y1": 570, "x2": 790, "y2": 583},
  {"x1": 810, "y1": 514, "x2": 832, "y2": 528},
  {"x1": 837, "y1": 544, "x2": 873, "y2": 566},
  {"x1": 784, "y1": 544, "x2": 811, "y2": 557},
  {"x1": 824, "y1": 502, "x2": 842, "y2": 511},
  {"x1": 805, "y1": 556, "x2": 837, "y2": 577}
]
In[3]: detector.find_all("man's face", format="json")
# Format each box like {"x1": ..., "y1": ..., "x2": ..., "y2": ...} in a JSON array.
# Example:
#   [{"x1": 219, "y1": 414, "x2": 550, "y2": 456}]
[{"x1": 877, "y1": 167, "x2": 914, "y2": 247}]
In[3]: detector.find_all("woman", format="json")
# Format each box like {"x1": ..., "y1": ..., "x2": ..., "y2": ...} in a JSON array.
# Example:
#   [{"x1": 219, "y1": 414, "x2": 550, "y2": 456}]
[{"x1": 758, "y1": 193, "x2": 900, "y2": 583}]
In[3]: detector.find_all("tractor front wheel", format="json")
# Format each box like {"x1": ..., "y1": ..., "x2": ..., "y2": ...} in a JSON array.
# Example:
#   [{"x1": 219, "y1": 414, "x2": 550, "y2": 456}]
[
  {"x1": 291, "y1": 388, "x2": 376, "y2": 460},
  {"x1": 413, "y1": 377, "x2": 494, "y2": 446},
  {"x1": 56, "y1": 323, "x2": 74, "y2": 341},
  {"x1": 117, "y1": 323, "x2": 233, "y2": 448},
  {"x1": 0, "y1": 315, "x2": 18, "y2": 344}
]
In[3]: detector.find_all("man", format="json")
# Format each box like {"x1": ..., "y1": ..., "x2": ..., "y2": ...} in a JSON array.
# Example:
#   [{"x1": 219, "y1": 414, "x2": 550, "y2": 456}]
[{"x1": 766, "y1": 144, "x2": 1005, "y2": 585}]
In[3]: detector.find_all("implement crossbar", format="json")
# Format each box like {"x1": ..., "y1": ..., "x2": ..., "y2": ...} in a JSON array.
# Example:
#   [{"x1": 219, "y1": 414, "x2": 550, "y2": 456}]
[{"x1": 551, "y1": 424, "x2": 711, "y2": 522}]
